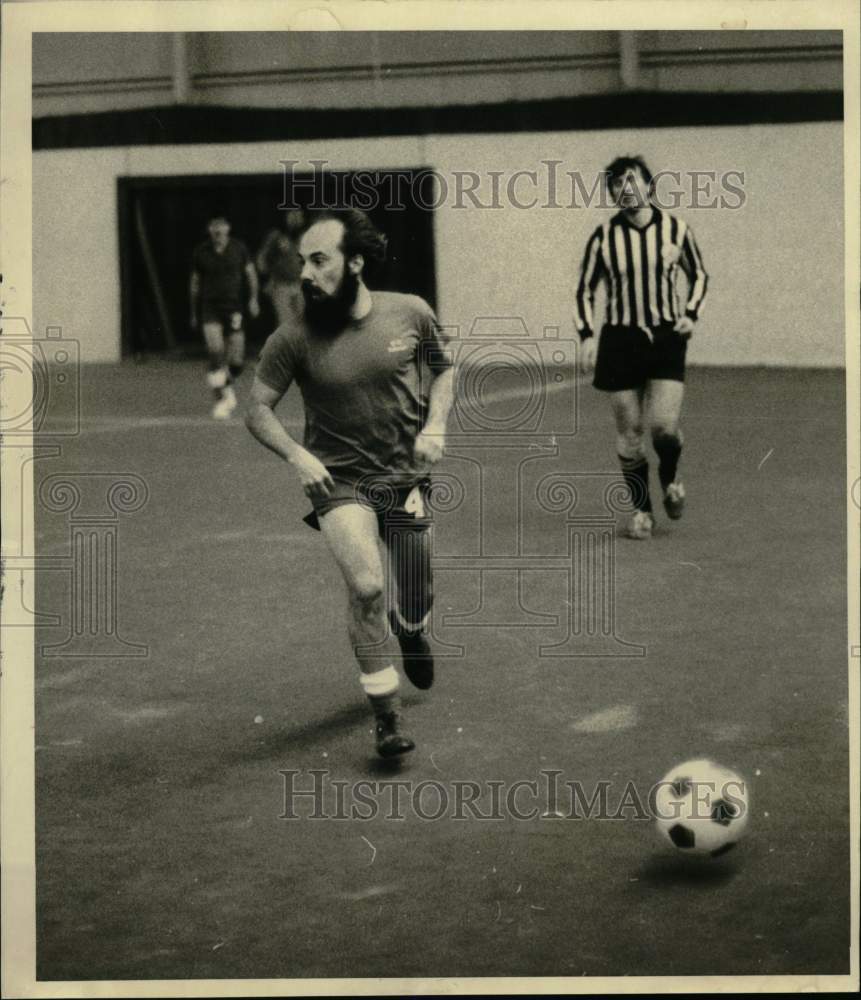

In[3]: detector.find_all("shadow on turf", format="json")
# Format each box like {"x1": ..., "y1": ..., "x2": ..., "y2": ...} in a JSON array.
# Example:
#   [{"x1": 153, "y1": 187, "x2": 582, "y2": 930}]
[
  {"x1": 220, "y1": 695, "x2": 424, "y2": 766},
  {"x1": 635, "y1": 851, "x2": 741, "y2": 888}
]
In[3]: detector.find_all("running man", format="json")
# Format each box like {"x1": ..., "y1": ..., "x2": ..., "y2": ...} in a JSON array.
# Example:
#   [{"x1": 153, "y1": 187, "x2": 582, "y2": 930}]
[
  {"x1": 190, "y1": 215, "x2": 260, "y2": 419},
  {"x1": 256, "y1": 210, "x2": 305, "y2": 326},
  {"x1": 245, "y1": 209, "x2": 454, "y2": 758},
  {"x1": 574, "y1": 155, "x2": 708, "y2": 539}
]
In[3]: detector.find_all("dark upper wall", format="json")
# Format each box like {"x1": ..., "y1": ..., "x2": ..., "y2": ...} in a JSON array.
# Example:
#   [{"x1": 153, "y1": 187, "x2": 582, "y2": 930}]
[{"x1": 33, "y1": 30, "x2": 843, "y2": 117}]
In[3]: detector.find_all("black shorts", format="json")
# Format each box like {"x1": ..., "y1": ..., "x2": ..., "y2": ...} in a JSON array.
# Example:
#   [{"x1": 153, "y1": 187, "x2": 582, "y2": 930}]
[
  {"x1": 593, "y1": 323, "x2": 688, "y2": 392},
  {"x1": 303, "y1": 476, "x2": 433, "y2": 537},
  {"x1": 201, "y1": 306, "x2": 244, "y2": 333}
]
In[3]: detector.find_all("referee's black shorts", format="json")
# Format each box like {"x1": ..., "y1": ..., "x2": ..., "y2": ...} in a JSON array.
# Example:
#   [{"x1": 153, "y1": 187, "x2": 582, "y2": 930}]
[{"x1": 593, "y1": 322, "x2": 688, "y2": 392}]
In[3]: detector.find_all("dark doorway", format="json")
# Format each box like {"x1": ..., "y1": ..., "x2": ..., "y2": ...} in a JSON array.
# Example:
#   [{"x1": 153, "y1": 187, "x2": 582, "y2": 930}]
[{"x1": 117, "y1": 170, "x2": 437, "y2": 358}]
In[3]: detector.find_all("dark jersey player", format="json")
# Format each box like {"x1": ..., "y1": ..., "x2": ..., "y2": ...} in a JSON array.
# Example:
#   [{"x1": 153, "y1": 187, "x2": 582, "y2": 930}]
[
  {"x1": 245, "y1": 209, "x2": 454, "y2": 758},
  {"x1": 574, "y1": 155, "x2": 708, "y2": 539},
  {"x1": 190, "y1": 216, "x2": 260, "y2": 419}
]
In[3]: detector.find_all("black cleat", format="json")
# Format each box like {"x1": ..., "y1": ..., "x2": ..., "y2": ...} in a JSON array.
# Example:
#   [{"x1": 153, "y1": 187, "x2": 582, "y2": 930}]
[
  {"x1": 375, "y1": 711, "x2": 415, "y2": 758},
  {"x1": 389, "y1": 610, "x2": 434, "y2": 690}
]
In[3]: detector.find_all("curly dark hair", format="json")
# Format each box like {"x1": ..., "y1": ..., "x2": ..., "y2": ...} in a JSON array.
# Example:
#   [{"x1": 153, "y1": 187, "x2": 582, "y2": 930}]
[
  {"x1": 302, "y1": 208, "x2": 388, "y2": 272},
  {"x1": 605, "y1": 155, "x2": 654, "y2": 188}
]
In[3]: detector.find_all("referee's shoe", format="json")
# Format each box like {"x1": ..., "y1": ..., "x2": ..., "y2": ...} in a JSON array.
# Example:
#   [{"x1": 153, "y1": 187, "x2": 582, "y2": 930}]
[
  {"x1": 663, "y1": 481, "x2": 686, "y2": 520},
  {"x1": 390, "y1": 610, "x2": 434, "y2": 690}
]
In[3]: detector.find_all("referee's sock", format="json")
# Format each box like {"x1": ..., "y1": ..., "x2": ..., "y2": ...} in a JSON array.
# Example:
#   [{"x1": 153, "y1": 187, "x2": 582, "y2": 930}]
[
  {"x1": 618, "y1": 454, "x2": 653, "y2": 513},
  {"x1": 653, "y1": 430, "x2": 683, "y2": 490}
]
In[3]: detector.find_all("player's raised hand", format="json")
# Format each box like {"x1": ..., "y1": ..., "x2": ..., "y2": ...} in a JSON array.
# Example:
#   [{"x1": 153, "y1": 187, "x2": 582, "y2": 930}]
[
  {"x1": 414, "y1": 430, "x2": 445, "y2": 468},
  {"x1": 674, "y1": 316, "x2": 695, "y2": 338},
  {"x1": 248, "y1": 297, "x2": 261, "y2": 319},
  {"x1": 579, "y1": 337, "x2": 597, "y2": 375},
  {"x1": 290, "y1": 448, "x2": 334, "y2": 500}
]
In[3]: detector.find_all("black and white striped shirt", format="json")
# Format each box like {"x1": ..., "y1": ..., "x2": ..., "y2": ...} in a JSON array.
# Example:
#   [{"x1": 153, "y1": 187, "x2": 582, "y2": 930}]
[{"x1": 574, "y1": 208, "x2": 708, "y2": 340}]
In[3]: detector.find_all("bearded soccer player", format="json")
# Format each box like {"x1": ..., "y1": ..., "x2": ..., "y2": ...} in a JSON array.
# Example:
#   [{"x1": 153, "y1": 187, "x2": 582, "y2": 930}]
[
  {"x1": 190, "y1": 215, "x2": 260, "y2": 419},
  {"x1": 574, "y1": 156, "x2": 708, "y2": 539},
  {"x1": 245, "y1": 209, "x2": 454, "y2": 758}
]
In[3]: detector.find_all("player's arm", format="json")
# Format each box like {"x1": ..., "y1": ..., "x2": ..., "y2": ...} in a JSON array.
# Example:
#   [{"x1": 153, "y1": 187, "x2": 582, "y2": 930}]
[
  {"x1": 415, "y1": 366, "x2": 454, "y2": 466},
  {"x1": 189, "y1": 269, "x2": 200, "y2": 330},
  {"x1": 245, "y1": 375, "x2": 334, "y2": 500},
  {"x1": 245, "y1": 261, "x2": 260, "y2": 318},
  {"x1": 675, "y1": 226, "x2": 708, "y2": 336},
  {"x1": 423, "y1": 367, "x2": 454, "y2": 435},
  {"x1": 574, "y1": 226, "x2": 604, "y2": 373},
  {"x1": 414, "y1": 304, "x2": 455, "y2": 467}
]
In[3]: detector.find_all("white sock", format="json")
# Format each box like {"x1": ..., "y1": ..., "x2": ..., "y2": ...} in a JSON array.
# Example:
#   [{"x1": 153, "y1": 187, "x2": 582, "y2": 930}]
[
  {"x1": 394, "y1": 608, "x2": 429, "y2": 633},
  {"x1": 360, "y1": 664, "x2": 399, "y2": 698},
  {"x1": 206, "y1": 367, "x2": 228, "y2": 388}
]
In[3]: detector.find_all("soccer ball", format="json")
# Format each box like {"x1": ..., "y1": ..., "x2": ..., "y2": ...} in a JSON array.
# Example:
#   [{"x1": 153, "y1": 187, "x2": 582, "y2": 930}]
[{"x1": 653, "y1": 758, "x2": 750, "y2": 857}]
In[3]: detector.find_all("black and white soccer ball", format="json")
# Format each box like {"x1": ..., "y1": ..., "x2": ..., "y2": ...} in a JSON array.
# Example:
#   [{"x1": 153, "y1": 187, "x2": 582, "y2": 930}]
[{"x1": 654, "y1": 758, "x2": 750, "y2": 857}]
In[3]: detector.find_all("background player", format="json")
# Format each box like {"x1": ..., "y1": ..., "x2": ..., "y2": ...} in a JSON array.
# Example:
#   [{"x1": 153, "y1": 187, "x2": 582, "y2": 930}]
[
  {"x1": 574, "y1": 155, "x2": 708, "y2": 539},
  {"x1": 255, "y1": 209, "x2": 305, "y2": 327},
  {"x1": 245, "y1": 209, "x2": 454, "y2": 758},
  {"x1": 190, "y1": 215, "x2": 260, "y2": 419}
]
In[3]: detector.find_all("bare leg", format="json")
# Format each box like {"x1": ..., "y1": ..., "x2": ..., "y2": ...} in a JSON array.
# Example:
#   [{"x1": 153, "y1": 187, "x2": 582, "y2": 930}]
[
  {"x1": 319, "y1": 503, "x2": 414, "y2": 756},
  {"x1": 319, "y1": 503, "x2": 388, "y2": 674},
  {"x1": 647, "y1": 379, "x2": 684, "y2": 437},
  {"x1": 647, "y1": 378, "x2": 686, "y2": 514},
  {"x1": 608, "y1": 388, "x2": 651, "y2": 513},
  {"x1": 202, "y1": 322, "x2": 227, "y2": 401},
  {"x1": 225, "y1": 329, "x2": 245, "y2": 389}
]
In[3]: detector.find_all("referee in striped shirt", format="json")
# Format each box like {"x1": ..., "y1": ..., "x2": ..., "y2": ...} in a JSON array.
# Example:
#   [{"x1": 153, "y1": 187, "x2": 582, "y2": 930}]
[{"x1": 575, "y1": 155, "x2": 708, "y2": 539}]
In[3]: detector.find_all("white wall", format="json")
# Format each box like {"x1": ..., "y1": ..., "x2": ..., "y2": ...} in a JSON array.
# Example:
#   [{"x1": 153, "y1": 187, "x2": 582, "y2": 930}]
[
  {"x1": 33, "y1": 147, "x2": 129, "y2": 361},
  {"x1": 33, "y1": 120, "x2": 844, "y2": 366},
  {"x1": 429, "y1": 121, "x2": 845, "y2": 367}
]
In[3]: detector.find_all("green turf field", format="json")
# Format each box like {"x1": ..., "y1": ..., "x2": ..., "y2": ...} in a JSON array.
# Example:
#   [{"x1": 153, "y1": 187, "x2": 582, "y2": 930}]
[{"x1": 34, "y1": 361, "x2": 849, "y2": 980}]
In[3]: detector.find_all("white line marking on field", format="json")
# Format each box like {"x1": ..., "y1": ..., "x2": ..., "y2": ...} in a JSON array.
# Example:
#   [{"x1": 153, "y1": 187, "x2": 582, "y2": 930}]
[
  {"x1": 757, "y1": 448, "x2": 774, "y2": 470},
  {"x1": 477, "y1": 379, "x2": 573, "y2": 406},
  {"x1": 64, "y1": 377, "x2": 575, "y2": 437},
  {"x1": 679, "y1": 561, "x2": 703, "y2": 571},
  {"x1": 341, "y1": 885, "x2": 395, "y2": 901},
  {"x1": 571, "y1": 704, "x2": 637, "y2": 734},
  {"x1": 113, "y1": 706, "x2": 180, "y2": 723},
  {"x1": 37, "y1": 664, "x2": 104, "y2": 689}
]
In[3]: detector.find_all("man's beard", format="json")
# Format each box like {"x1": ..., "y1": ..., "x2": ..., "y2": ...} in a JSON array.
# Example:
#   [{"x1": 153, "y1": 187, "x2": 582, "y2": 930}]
[{"x1": 301, "y1": 267, "x2": 360, "y2": 332}]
